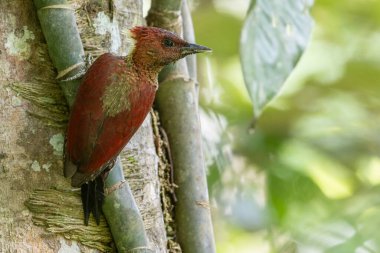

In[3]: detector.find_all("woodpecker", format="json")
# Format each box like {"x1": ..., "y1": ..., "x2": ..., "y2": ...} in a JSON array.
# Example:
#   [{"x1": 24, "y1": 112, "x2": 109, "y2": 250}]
[{"x1": 64, "y1": 26, "x2": 211, "y2": 225}]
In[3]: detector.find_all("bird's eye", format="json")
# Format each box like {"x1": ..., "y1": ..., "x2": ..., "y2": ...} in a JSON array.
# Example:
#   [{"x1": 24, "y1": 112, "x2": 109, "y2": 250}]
[{"x1": 163, "y1": 38, "x2": 174, "y2": 47}]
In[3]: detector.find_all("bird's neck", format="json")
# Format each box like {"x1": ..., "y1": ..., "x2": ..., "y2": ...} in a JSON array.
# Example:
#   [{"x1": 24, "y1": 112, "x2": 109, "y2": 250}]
[
  {"x1": 124, "y1": 37, "x2": 163, "y2": 88},
  {"x1": 134, "y1": 53, "x2": 162, "y2": 71},
  {"x1": 123, "y1": 56, "x2": 159, "y2": 90}
]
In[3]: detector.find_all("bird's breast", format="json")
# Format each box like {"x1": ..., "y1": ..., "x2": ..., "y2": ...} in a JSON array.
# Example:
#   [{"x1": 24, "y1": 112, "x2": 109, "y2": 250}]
[{"x1": 101, "y1": 72, "x2": 138, "y2": 117}]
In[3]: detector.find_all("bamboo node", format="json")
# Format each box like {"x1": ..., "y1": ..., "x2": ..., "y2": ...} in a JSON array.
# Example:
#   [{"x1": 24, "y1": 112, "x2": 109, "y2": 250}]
[
  {"x1": 126, "y1": 246, "x2": 155, "y2": 253},
  {"x1": 104, "y1": 179, "x2": 127, "y2": 195},
  {"x1": 147, "y1": 9, "x2": 181, "y2": 18},
  {"x1": 195, "y1": 200, "x2": 210, "y2": 209},
  {"x1": 40, "y1": 4, "x2": 74, "y2": 11},
  {"x1": 161, "y1": 74, "x2": 191, "y2": 85},
  {"x1": 56, "y1": 62, "x2": 85, "y2": 80},
  {"x1": 146, "y1": 10, "x2": 182, "y2": 33}
]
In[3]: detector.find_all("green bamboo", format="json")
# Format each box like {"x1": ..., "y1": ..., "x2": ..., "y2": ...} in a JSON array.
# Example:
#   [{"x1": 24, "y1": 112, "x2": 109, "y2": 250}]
[
  {"x1": 150, "y1": 0, "x2": 181, "y2": 13},
  {"x1": 33, "y1": 0, "x2": 151, "y2": 252},
  {"x1": 181, "y1": 0, "x2": 197, "y2": 81},
  {"x1": 147, "y1": 1, "x2": 216, "y2": 252},
  {"x1": 104, "y1": 158, "x2": 152, "y2": 252},
  {"x1": 34, "y1": 0, "x2": 84, "y2": 106},
  {"x1": 155, "y1": 77, "x2": 216, "y2": 253}
]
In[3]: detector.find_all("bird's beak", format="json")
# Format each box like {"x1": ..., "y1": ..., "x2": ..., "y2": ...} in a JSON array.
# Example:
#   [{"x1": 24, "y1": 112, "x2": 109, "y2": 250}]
[{"x1": 181, "y1": 43, "x2": 212, "y2": 56}]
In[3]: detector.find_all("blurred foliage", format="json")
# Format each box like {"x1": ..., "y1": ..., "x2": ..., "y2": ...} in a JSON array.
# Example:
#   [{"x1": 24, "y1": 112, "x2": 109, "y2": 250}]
[
  {"x1": 240, "y1": 0, "x2": 313, "y2": 118},
  {"x1": 192, "y1": 0, "x2": 380, "y2": 252}
]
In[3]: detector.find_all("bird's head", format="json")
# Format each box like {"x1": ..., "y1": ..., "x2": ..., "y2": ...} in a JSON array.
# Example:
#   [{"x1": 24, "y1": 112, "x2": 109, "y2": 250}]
[{"x1": 129, "y1": 26, "x2": 211, "y2": 70}]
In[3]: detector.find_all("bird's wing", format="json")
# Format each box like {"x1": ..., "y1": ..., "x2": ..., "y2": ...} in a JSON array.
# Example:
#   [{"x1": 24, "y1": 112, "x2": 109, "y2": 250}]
[
  {"x1": 64, "y1": 53, "x2": 156, "y2": 187},
  {"x1": 64, "y1": 53, "x2": 127, "y2": 180}
]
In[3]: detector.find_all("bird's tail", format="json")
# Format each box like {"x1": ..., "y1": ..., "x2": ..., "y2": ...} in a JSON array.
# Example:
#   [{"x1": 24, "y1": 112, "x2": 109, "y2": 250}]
[{"x1": 81, "y1": 175, "x2": 105, "y2": 225}]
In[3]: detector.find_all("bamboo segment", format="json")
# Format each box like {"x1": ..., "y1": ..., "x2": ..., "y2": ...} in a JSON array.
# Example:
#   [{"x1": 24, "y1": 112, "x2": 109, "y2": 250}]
[
  {"x1": 35, "y1": 0, "x2": 85, "y2": 106},
  {"x1": 155, "y1": 77, "x2": 216, "y2": 253},
  {"x1": 104, "y1": 158, "x2": 154, "y2": 253},
  {"x1": 181, "y1": 0, "x2": 197, "y2": 82}
]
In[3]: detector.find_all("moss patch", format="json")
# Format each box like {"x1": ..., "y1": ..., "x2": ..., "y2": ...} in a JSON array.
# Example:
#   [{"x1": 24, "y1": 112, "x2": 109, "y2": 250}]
[
  {"x1": 10, "y1": 81, "x2": 68, "y2": 128},
  {"x1": 25, "y1": 188, "x2": 114, "y2": 252}
]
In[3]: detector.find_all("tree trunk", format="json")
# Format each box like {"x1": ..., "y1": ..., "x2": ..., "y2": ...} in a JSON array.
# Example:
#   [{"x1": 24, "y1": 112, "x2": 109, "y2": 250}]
[{"x1": 0, "y1": 0, "x2": 167, "y2": 252}]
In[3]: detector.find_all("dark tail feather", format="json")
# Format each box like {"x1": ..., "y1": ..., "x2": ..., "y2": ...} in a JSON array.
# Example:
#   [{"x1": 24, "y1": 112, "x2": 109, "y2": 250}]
[
  {"x1": 81, "y1": 176, "x2": 105, "y2": 225},
  {"x1": 81, "y1": 182, "x2": 91, "y2": 225}
]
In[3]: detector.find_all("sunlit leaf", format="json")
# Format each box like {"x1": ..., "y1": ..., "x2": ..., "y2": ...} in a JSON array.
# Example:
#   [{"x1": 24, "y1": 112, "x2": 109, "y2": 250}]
[{"x1": 240, "y1": 0, "x2": 314, "y2": 118}]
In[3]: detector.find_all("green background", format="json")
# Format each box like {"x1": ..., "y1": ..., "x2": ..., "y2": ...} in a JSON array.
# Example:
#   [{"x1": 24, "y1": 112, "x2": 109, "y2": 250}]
[{"x1": 191, "y1": 0, "x2": 380, "y2": 252}]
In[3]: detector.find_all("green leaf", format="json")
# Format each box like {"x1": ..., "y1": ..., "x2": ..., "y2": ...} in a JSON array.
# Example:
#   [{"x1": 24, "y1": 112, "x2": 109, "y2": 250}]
[{"x1": 240, "y1": 0, "x2": 314, "y2": 118}]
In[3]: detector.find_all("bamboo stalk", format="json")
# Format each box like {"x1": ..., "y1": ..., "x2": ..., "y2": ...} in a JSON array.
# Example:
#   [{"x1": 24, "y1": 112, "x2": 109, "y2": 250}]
[
  {"x1": 103, "y1": 158, "x2": 151, "y2": 252},
  {"x1": 147, "y1": 1, "x2": 216, "y2": 252},
  {"x1": 33, "y1": 1, "x2": 152, "y2": 252},
  {"x1": 34, "y1": 0, "x2": 84, "y2": 106},
  {"x1": 181, "y1": 0, "x2": 197, "y2": 82}
]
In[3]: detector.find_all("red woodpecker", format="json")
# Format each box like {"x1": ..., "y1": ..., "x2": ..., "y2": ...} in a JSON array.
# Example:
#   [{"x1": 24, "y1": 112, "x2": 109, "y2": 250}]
[{"x1": 64, "y1": 26, "x2": 211, "y2": 225}]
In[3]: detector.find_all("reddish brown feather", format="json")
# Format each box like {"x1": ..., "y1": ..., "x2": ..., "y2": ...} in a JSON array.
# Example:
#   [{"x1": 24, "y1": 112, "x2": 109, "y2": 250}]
[{"x1": 65, "y1": 53, "x2": 156, "y2": 186}]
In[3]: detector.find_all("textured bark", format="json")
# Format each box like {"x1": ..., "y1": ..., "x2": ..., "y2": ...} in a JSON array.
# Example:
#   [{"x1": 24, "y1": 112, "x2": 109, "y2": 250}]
[
  {"x1": 0, "y1": 0, "x2": 166, "y2": 252},
  {"x1": 0, "y1": 1, "x2": 69, "y2": 251}
]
